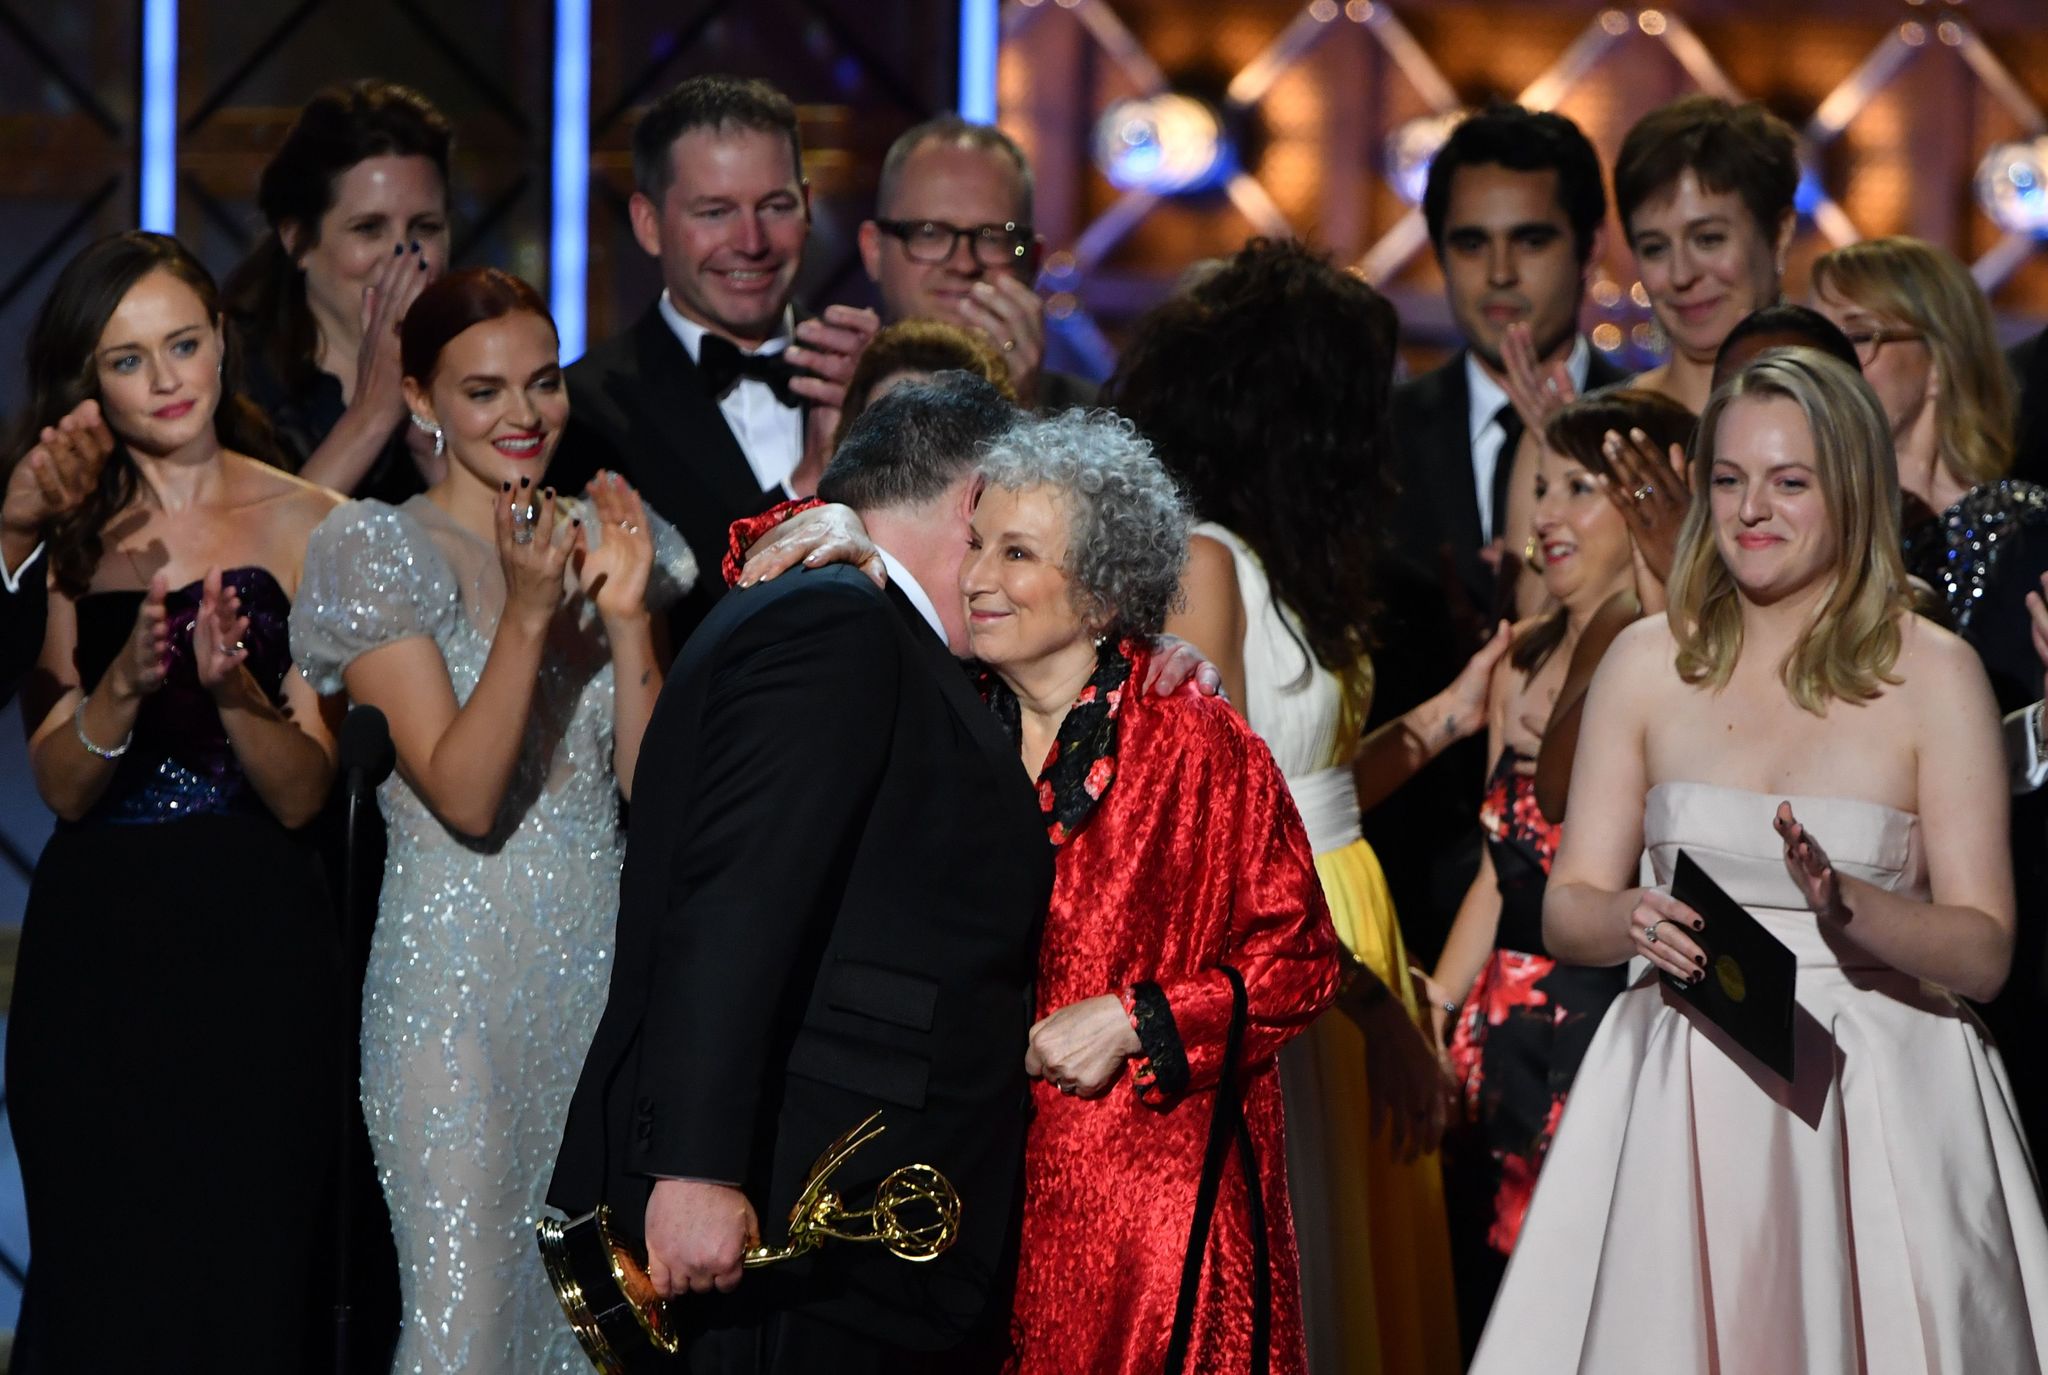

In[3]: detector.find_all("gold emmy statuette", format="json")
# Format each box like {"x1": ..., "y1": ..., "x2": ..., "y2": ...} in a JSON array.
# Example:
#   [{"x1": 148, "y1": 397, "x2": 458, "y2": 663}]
[{"x1": 538, "y1": 1111, "x2": 963, "y2": 1374}]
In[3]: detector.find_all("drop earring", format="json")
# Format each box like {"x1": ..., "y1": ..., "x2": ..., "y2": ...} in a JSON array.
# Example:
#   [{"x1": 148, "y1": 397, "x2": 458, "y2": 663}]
[{"x1": 409, "y1": 411, "x2": 445, "y2": 457}]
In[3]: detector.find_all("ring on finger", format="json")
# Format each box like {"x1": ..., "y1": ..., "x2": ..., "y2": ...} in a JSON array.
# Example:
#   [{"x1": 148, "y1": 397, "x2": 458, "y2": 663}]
[
  {"x1": 1632, "y1": 484, "x2": 1655, "y2": 502},
  {"x1": 1058, "y1": 1081, "x2": 1078, "y2": 1095},
  {"x1": 1644, "y1": 918, "x2": 1663, "y2": 944},
  {"x1": 217, "y1": 640, "x2": 244, "y2": 656},
  {"x1": 1002, "y1": 338, "x2": 1016, "y2": 352}
]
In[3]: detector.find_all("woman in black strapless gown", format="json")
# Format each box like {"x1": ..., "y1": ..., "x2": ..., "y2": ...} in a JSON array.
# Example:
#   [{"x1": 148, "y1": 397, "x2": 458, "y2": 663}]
[{"x1": 8, "y1": 232, "x2": 344, "y2": 1373}]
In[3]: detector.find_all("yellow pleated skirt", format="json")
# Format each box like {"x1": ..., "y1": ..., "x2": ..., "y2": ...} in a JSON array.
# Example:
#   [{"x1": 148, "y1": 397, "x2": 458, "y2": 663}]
[{"x1": 1281, "y1": 837, "x2": 1462, "y2": 1374}]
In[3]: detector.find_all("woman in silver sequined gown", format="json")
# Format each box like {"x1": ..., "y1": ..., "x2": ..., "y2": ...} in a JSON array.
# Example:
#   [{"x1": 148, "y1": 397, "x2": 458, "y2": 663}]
[{"x1": 292, "y1": 270, "x2": 695, "y2": 1374}]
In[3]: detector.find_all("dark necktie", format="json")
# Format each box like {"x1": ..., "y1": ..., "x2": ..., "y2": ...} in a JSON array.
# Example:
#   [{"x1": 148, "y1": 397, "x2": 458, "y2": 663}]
[
  {"x1": 1489, "y1": 401, "x2": 1524, "y2": 544},
  {"x1": 697, "y1": 333, "x2": 799, "y2": 407}
]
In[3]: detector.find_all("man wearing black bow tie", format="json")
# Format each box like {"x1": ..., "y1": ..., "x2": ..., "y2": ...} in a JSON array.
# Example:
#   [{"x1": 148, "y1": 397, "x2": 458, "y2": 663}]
[{"x1": 552, "y1": 75, "x2": 878, "y2": 647}]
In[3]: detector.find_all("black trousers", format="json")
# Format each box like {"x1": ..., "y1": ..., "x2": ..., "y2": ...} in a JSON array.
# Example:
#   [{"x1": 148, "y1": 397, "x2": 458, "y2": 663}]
[{"x1": 681, "y1": 1309, "x2": 1000, "y2": 1375}]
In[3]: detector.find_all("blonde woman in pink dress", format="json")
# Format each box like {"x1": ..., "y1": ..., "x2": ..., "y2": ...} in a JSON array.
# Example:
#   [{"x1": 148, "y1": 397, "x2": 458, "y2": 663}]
[{"x1": 1472, "y1": 348, "x2": 2048, "y2": 1372}]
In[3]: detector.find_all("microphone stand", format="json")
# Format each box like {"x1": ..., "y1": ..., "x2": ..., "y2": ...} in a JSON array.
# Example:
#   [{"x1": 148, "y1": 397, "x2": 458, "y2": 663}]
[{"x1": 332, "y1": 706, "x2": 392, "y2": 1375}]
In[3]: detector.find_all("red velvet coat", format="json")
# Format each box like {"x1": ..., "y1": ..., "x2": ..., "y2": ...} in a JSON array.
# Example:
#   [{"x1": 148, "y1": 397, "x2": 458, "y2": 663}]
[{"x1": 1006, "y1": 653, "x2": 1341, "y2": 1375}]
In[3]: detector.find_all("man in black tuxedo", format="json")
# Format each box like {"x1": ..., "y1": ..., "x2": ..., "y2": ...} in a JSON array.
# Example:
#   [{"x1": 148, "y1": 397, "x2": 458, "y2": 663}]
[
  {"x1": 550, "y1": 75, "x2": 878, "y2": 647},
  {"x1": 1372, "y1": 104, "x2": 1625, "y2": 969},
  {"x1": 550, "y1": 375, "x2": 1050, "y2": 1374},
  {"x1": 2, "y1": 403, "x2": 113, "y2": 706},
  {"x1": 859, "y1": 117, "x2": 1095, "y2": 411}
]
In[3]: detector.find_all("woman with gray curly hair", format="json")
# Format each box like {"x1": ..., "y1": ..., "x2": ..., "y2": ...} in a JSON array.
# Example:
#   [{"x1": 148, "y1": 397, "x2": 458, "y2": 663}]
[{"x1": 961, "y1": 409, "x2": 1339, "y2": 1375}]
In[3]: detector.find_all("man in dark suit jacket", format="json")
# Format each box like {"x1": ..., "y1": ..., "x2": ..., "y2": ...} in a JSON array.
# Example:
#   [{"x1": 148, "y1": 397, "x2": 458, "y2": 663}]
[
  {"x1": 550, "y1": 75, "x2": 878, "y2": 648},
  {"x1": 550, "y1": 376, "x2": 1050, "y2": 1374},
  {"x1": 1373, "y1": 104, "x2": 1626, "y2": 968},
  {"x1": 859, "y1": 116, "x2": 1096, "y2": 412}
]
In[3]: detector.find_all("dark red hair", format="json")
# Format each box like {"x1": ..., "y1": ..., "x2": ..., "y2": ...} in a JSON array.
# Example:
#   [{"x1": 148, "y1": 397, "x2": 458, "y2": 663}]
[{"x1": 400, "y1": 267, "x2": 555, "y2": 383}]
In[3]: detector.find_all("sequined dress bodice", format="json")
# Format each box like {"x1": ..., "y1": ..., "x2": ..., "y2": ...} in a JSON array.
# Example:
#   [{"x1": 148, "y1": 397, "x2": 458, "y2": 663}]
[{"x1": 72, "y1": 566, "x2": 292, "y2": 825}]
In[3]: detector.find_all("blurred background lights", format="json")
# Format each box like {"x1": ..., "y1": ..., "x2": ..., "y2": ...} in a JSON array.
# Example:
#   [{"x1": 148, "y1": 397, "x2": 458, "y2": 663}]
[
  {"x1": 1976, "y1": 138, "x2": 2048, "y2": 237},
  {"x1": 1093, "y1": 93, "x2": 1236, "y2": 195},
  {"x1": 1385, "y1": 110, "x2": 1467, "y2": 206}
]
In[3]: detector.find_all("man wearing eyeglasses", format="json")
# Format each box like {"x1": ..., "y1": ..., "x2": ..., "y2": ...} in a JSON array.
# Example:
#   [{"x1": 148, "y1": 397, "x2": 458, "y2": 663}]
[{"x1": 859, "y1": 118, "x2": 1095, "y2": 410}]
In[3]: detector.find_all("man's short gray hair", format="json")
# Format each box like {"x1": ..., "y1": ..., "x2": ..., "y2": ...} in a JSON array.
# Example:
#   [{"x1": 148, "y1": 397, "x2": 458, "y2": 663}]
[
  {"x1": 976, "y1": 409, "x2": 1190, "y2": 640},
  {"x1": 878, "y1": 116, "x2": 1034, "y2": 223}
]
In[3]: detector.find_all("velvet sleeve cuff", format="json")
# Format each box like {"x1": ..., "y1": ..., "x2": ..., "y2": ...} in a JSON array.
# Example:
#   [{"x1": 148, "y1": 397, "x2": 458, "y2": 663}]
[
  {"x1": 1123, "y1": 981, "x2": 1189, "y2": 1107},
  {"x1": 721, "y1": 496, "x2": 824, "y2": 588}
]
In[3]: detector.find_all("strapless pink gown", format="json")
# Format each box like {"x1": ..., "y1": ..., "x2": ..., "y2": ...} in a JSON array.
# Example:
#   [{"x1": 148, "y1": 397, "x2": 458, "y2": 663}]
[{"x1": 1471, "y1": 782, "x2": 2048, "y2": 1374}]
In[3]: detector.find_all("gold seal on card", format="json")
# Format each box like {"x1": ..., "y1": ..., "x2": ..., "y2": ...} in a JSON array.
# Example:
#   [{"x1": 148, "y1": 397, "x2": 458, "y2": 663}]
[
  {"x1": 1715, "y1": 953, "x2": 1748, "y2": 1003},
  {"x1": 539, "y1": 1110, "x2": 962, "y2": 1373}
]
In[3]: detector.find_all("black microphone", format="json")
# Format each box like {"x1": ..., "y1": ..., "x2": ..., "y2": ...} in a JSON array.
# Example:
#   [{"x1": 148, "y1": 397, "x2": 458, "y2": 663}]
[
  {"x1": 338, "y1": 704, "x2": 395, "y2": 792},
  {"x1": 331, "y1": 702, "x2": 392, "y2": 1373}
]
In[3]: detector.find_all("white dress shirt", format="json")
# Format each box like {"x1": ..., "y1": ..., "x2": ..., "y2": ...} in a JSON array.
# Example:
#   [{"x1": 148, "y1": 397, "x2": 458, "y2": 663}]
[
  {"x1": 2006, "y1": 701, "x2": 2048, "y2": 795},
  {"x1": 658, "y1": 293, "x2": 803, "y2": 498},
  {"x1": 875, "y1": 546, "x2": 946, "y2": 646},
  {"x1": 1465, "y1": 335, "x2": 1592, "y2": 541},
  {"x1": 1, "y1": 542, "x2": 43, "y2": 593}
]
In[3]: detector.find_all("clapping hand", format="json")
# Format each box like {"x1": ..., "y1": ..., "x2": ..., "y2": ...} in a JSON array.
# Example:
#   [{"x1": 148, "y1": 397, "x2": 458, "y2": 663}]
[
  {"x1": 108, "y1": 574, "x2": 172, "y2": 702},
  {"x1": 1597, "y1": 427, "x2": 1691, "y2": 589},
  {"x1": 1775, "y1": 801, "x2": 1847, "y2": 922},
  {"x1": 4, "y1": 399, "x2": 115, "y2": 564},
  {"x1": 573, "y1": 471, "x2": 655, "y2": 626},
  {"x1": 191, "y1": 567, "x2": 250, "y2": 694},
  {"x1": 495, "y1": 481, "x2": 572, "y2": 633},
  {"x1": 958, "y1": 277, "x2": 1048, "y2": 406},
  {"x1": 789, "y1": 306, "x2": 882, "y2": 494},
  {"x1": 1501, "y1": 321, "x2": 1576, "y2": 435}
]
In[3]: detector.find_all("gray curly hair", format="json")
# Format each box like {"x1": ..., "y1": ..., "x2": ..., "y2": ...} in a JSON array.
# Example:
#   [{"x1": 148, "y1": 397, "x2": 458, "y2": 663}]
[{"x1": 975, "y1": 408, "x2": 1191, "y2": 640}]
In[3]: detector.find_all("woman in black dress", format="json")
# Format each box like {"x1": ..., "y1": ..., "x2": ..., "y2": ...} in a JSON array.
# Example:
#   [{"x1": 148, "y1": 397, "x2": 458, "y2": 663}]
[
  {"x1": 10, "y1": 232, "x2": 344, "y2": 1371},
  {"x1": 224, "y1": 79, "x2": 452, "y2": 503}
]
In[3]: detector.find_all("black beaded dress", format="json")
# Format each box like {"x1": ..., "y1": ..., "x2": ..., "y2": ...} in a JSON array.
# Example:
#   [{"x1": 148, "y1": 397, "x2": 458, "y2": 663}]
[
  {"x1": 7, "y1": 569, "x2": 341, "y2": 1373},
  {"x1": 1903, "y1": 479, "x2": 2048, "y2": 1158}
]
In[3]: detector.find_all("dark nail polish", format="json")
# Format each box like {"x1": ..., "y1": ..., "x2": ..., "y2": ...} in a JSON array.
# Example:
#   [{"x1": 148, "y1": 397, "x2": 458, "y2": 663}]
[
  {"x1": 410, "y1": 240, "x2": 421, "y2": 253},
  {"x1": 501, "y1": 481, "x2": 511, "y2": 492},
  {"x1": 571, "y1": 518, "x2": 582, "y2": 527},
  {"x1": 519, "y1": 476, "x2": 531, "y2": 489},
  {"x1": 1694, "y1": 953, "x2": 1705, "y2": 966},
  {"x1": 543, "y1": 487, "x2": 556, "y2": 500},
  {"x1": 393, "y1": 243, "x2": 404, "y2": 257},
  {"x1": 1693, "y1": 918, "x2": 1704, "y2": 930},
  {"x1": 418, "y1": 258, "x2": 428, "y2": 271}
]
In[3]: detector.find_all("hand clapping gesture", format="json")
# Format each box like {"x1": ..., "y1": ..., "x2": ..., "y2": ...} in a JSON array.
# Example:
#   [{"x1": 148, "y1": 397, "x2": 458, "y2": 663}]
[
  {"x1": 788, "y1": 306, "x2": 883, "y2": 493},
  {"x1": 1774, "y1": 801, "x2": 1847, "y2": 923},
  {"x1": 495, "y1": 480, "x2": 571, "y2": 633},
  {"x1": 959, "y1": 277, "x2": 1049, "y2": 407},
  {"x1": 1597, "y1": 427, "x2": 1692, "y2": 590},
  {"x1": 1501, "y1": 321, "x2": 1577, "y2": 435},
  {"x1": 191, "y1": 567, "x2": 251, "y2": 694},
  {"x1": 4, "y1": 399, "x2": 115, "y2": 563},
  {"x1": 109, "y1": 574, "x2": 172, "y2": 702},
  {"x1": 573, "y1": 471, "x2": 655, "y2": 626}
]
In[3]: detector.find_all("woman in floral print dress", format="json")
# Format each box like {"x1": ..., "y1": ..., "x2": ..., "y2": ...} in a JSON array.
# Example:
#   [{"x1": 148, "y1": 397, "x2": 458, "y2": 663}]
[{"x1": 1424, "y1": 390, "x2": 1693, "y2": 1354}]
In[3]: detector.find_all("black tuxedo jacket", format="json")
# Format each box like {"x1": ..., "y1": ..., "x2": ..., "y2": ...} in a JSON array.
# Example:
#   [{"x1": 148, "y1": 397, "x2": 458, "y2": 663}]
[
  {"x1": 1371, "y1": 342, "x2": 1627, "y2": 964},
  {"x1": 550, "y1": 564, "x2": 1052, "y2": 1351},
  {"x1": 1, "y1": 554, "x2": 48, "y2": 708},
  {"x1": 551, "y1": 305, "x2": 791, "y2": 649},
  {"x1": 1387, "y1": 345, "x2": 1631, "y2": 618}
]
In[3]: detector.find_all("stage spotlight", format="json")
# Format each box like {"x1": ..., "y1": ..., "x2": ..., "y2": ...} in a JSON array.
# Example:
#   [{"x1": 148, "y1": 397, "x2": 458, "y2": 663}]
[
  {"x1": 1384, "y1": 111, "x2": 1466, "y2": 207},
  {"x1": 1093, "y1": 93, "x2": 1236, "y2": 195},
  {"x1": 1976, "y1": 138, "x2": 2048, "y2": 237}
]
